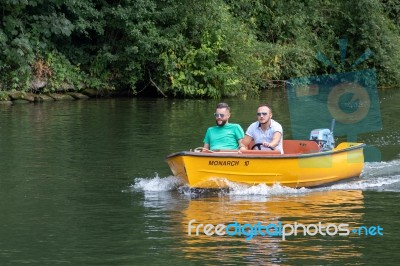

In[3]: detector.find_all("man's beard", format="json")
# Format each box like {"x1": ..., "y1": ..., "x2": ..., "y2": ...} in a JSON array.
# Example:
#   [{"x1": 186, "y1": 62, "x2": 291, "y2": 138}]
[{"x1": 216, "y1": 120, "x2": 227, "y2": 126}]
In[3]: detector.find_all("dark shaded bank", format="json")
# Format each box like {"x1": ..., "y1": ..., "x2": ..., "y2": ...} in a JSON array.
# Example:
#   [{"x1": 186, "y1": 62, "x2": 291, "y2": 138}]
[{"x1": 0, "y1": 88, "x2": 144, "y2": 105}]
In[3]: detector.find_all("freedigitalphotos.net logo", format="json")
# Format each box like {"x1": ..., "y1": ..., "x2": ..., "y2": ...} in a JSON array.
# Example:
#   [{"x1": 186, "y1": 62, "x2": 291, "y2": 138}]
[
  {"x1": 188, "y1": 219, "x2": 383, "y2": 241},
  {"x1": 287, "y1": 39, "x2": 382, "y2": 162}
]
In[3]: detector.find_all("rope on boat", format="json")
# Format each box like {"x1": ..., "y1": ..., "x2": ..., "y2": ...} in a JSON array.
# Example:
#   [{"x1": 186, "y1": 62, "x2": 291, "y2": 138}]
[
  {"x1": 191, "y1": 147, "x2": 243, "y2": 154},
  {"x1": 192, "y1": 147, "x2": 214, "y2": 153}
]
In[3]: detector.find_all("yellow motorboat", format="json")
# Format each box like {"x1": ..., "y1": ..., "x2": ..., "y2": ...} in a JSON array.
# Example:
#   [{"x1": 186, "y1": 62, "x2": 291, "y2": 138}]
[{"x1": 166, "y1": 139, "x2": 365, "y2": 189}]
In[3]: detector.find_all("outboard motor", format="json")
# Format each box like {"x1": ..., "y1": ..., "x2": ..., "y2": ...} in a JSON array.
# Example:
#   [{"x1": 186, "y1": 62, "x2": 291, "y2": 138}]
[{"x1": 310, "y1": 119, "x2": 335, "y2": 151}]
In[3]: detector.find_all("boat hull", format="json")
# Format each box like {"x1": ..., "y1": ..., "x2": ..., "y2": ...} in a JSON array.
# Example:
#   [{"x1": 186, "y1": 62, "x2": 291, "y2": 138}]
[{"x1": 166, "y1": 142, "x2": 365, "y2": 188}]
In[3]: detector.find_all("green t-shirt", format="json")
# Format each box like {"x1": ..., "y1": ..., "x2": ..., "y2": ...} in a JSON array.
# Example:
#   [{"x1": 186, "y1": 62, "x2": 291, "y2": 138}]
[{"x1": 203, "y1": 123, "x2": 245, "y2": 150}]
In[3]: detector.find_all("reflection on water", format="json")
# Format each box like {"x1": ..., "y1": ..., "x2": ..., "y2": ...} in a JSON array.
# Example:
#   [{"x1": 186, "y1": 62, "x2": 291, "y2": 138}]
[
  {"x1": 176, "y1": 190, "x2": 365, "y2": 265},
  {"x1": 134, "y1": 157, "x2": 400, "y2": 265}
]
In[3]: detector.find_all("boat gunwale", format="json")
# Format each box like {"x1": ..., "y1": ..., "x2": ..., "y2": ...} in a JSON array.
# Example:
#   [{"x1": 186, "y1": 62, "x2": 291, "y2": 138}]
[{"x1": 165, "y1": 143, "x2": 366, "y2": 160}]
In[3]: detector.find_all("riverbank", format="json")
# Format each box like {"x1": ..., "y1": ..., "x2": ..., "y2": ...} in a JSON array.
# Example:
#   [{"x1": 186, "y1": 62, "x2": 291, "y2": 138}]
[{"x1": 0, "y1": 88, "x2": 119, "y2": 105}]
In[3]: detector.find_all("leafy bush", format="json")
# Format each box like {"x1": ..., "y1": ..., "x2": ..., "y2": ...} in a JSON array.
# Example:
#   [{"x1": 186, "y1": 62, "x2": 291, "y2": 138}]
[{"x1": 1, "y1": 0, "x2": 400, "y2": 97}]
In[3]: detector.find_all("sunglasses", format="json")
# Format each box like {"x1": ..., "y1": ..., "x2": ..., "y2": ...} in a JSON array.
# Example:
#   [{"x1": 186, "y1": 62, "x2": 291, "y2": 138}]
[
  {"x1": 257, "y1": 112, "x2": 268, "y2": 116},
  {"x1": 214, "y1": 113, "x2": 225, "y2": 118}
]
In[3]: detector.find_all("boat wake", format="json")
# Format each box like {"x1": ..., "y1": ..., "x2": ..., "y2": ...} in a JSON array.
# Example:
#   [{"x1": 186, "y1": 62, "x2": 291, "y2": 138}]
[
  {"x1": 129, "y1": 159, "x2": 400, "y2": 196},
  {"x1": 129, "y1": 174, "x2": 185, "y2": 192}
]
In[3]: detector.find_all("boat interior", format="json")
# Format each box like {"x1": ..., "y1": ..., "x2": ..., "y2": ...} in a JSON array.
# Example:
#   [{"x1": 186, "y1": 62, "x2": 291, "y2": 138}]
[{"x1": 202, "y1": 140, "x2": 321, "y2": 155}]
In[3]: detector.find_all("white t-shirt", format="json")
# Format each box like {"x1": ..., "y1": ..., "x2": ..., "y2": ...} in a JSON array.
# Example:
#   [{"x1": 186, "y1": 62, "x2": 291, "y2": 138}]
[{"x1": 245, "y1": 119, "x2": 283, "y2": 153}]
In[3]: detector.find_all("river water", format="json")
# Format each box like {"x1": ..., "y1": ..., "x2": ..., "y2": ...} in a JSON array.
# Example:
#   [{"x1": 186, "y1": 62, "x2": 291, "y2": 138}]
[{"x1": 0, "y1": 88, "x2": 399, "y2": 265}]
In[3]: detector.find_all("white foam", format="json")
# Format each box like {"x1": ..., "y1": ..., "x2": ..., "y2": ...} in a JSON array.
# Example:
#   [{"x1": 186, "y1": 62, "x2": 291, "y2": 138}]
[
  {"x1": 326, "y1": 176, "x2": 400, "y2": 190},
  {"x1": 362, "y1": 160, "x2": 400, "y2": 177},
  {"x1": 227, "y1": 182, "x2": 309, "y2": 196},
  {"x1": 131, "y1": 174, "x2": 184, "y2": 192}
]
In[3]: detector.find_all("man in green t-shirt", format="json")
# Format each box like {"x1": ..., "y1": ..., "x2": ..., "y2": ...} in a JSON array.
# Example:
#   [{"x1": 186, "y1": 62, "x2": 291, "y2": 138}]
[{"x1": 203, "y1": 103, "x2": 245, "y2": 151}]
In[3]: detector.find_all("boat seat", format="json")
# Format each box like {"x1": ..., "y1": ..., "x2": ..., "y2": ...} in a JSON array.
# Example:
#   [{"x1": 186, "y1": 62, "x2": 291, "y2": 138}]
[
  {"x1": 282, "y1": 140, "x2": 320, "y2": 154},
  {"x1": 246, "y1": 140, "x2": 320, "y2": 154}
]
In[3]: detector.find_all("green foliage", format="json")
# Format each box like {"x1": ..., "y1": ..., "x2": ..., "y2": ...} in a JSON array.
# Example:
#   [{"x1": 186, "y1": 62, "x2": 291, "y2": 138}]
[
  {"x1": 0, "y1": 91, "x2": 10, "y2": 101},
  {"x1": 339, "y1": 0, "x2": 400, "y2": 85},
  {"x1": 159, "y1": 1, "x2": 263, "y2": 98},
  {"x1": 44, "y1": 51, "x2": 85, "y2": 92},
  {"x1": 227, "y1": 0, "x2": 400, "y2": 85},
  {"x1": 1, "y1": 0, "x2": 400, "y2": 97},
  {"x1": 0, "y1": 0, "x2": 98, "y2": 91}
]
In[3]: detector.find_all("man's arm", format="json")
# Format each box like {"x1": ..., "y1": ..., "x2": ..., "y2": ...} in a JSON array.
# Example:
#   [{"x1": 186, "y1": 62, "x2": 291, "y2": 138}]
[
  {"x1": 239, "y1": 135, "x2": 252, "y2": 150},
  {"x1": 266, "y1": 131, "x2": 282, "y2": 149}
]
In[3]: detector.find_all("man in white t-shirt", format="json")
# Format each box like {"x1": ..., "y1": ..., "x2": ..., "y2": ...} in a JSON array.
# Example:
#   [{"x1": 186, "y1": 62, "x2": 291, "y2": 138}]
[{"x1": 240, "y1": 104, "x2": 283, "y2": 153}]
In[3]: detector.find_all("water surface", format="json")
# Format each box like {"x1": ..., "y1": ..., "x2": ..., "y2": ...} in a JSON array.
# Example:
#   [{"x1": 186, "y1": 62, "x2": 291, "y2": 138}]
[{"x1": 0, "y1": 89, "x2": 399, "y2": 265}]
